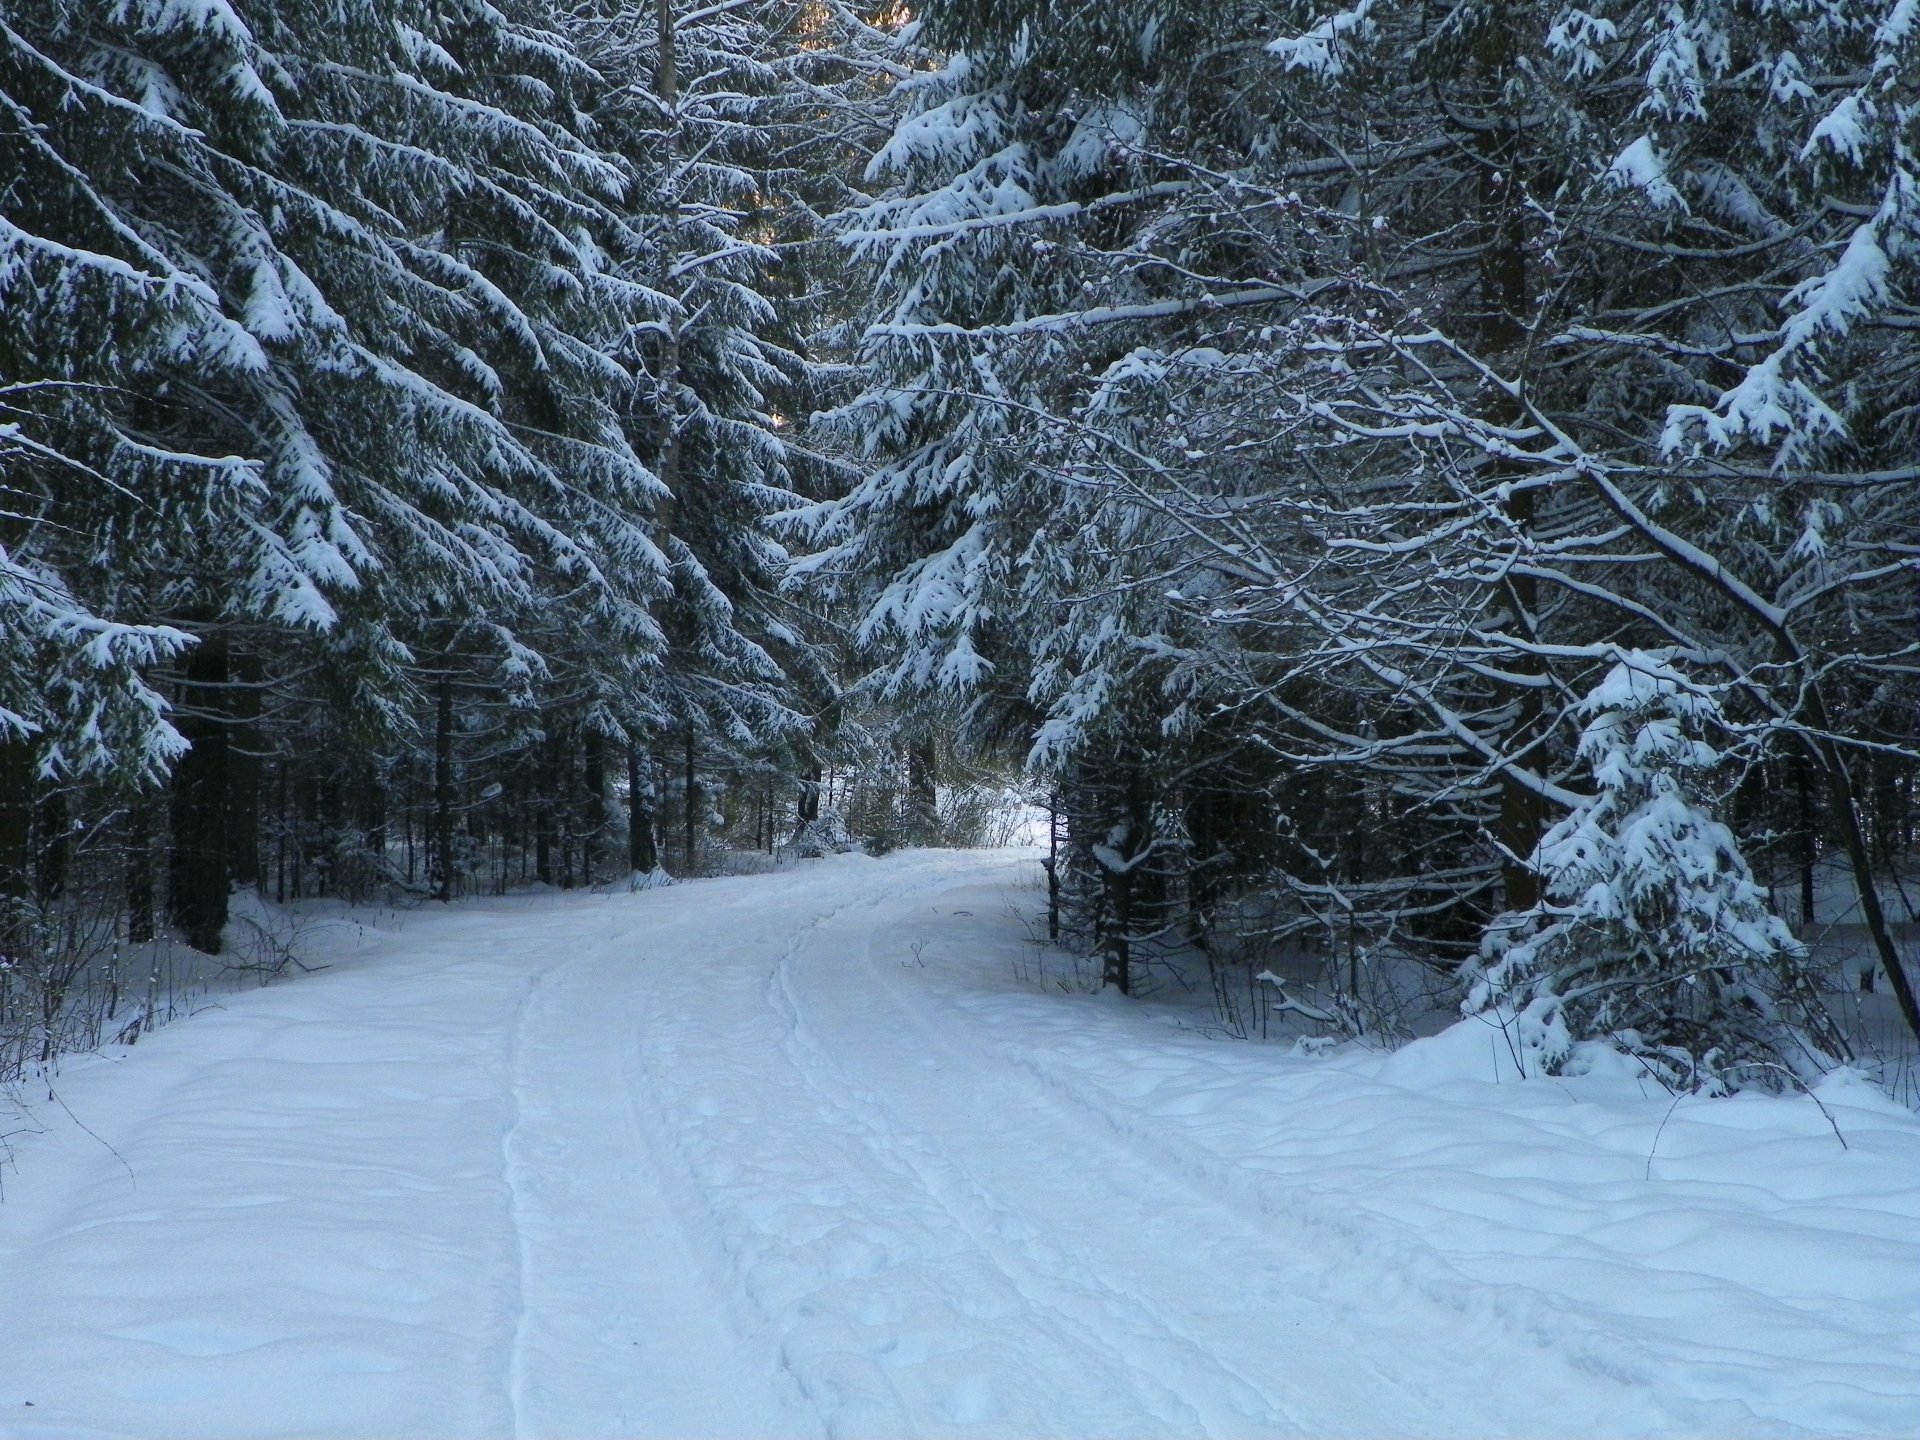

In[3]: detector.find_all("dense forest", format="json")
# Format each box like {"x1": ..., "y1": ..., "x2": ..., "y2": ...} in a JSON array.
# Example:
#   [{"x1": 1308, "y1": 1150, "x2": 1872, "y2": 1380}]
[{"x1": 3, "y1": 0, "x2": 1916, "y2": 1089}]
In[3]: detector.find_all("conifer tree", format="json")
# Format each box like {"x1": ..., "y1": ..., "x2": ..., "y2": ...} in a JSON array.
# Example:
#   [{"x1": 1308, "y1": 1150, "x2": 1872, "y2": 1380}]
[
  {"x1": 1466, "y1": 656, "x2": 1848, "y2": 1088},
  {"x1": 2, "y1": 0, "x2": 671, "y2": 929},
  {"x1": 813, "y1": 0, "x2": 1919, "y2": 1034},
  {"x1": 571, "y1": 0, "x2": 860, "y2": 869}
]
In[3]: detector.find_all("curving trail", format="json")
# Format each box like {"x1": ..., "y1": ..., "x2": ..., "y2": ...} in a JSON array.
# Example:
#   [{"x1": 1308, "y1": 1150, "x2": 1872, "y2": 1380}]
[{"x1": 0, "y1": 850, "x2": 1913, "y2": 1439}]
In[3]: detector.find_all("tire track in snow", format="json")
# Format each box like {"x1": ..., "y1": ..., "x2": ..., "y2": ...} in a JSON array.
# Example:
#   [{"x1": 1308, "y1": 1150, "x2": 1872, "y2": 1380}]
[
  {"x1": 612, "y1": 864, "x2": 986, "y2": 1438},
  {"x1": 773, "y1": 862, "x2": 1683, "y2": 1438},
  {"x1": 620, "y1": 853, "x2": 1199, "y2": 1437},
  {"x1": 912, "y1": 947, "x2": 1705, "y2": 1425},
  {"x1": 498, "y1": 959, "x2": 550, "y2": 1440},
  {"x1": 766, "y1": 895, "x2": 1309, "y2": 1436},
  {"x1": 762, "y1": 956, "x2": 1224, "y2": 1436},
  {"x1": 727, "y1": 858, "x2": 1160, "y2": 1435},
  {"x1": 758, "y1": 896, "x2": 1215, "y2": 1434},
  {"x1": 496, "y1": 899, "x2": 820, "y2": 1440}
]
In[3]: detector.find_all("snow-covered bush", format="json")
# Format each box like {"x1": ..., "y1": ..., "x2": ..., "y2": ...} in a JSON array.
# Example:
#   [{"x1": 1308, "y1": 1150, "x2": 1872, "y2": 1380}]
[{"x1": 1466, "y1": 656, "x2": 1844, "y2": 1090}]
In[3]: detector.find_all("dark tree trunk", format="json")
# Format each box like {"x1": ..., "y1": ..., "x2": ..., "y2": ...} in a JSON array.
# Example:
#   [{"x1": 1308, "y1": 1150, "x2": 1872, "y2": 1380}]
[
  {"x1": 1103, "y1": 866, "x2": 1134, "y2": 994},
  {"x1": 1796, "y1": 753, "x2": 1818, "y2": 928},
  {"x1": 126, "y1": 798, "x2": 154, "y2": 944},
  {"x1": 583, "y1": 728, "x2": 606, "y2": 885},
  {"x1": 798, "y1": 764, "x2": 821, "y2": 826},
  {"x1": 1871, "y1": 748, "x2": 1897, "y2": 867},
  {"x1": 656, "y1": 0, "x2": 677, "y2": 105},
  {"x1": 290, "y1": 788, "x2": 304, "y2": 900},
  {"x1": 276, "y1": 762, "x2": 291, "y2": 903},
  {"x1": 433, "y1": 677, "x2": 454, "y2": 903},
  {"x1": 226, "y1": 651, "x2": 262, "y2": 890},
  {"x1": 1808, "y1": 732, "x2": 1920, "y2": 1045},
  {"x1": 1466, "y1": 0, "x2": 1548, "y2": 915},
  {"x1": 318, "y1": 776, "x2": 343, "y2": 897},
  {"x1": 169, "y1": 638, "x2": 231, "y2": 953},
  {"x1": 627, "y1": 745, "x2": 658, "y2": 874},
  {"x1": 0, "y1": 738, "x2": 34, "y2": 970},
  {"x1": 35, "y1": 784, "x2": 67, "y2": 901},
  {"x1": 1100, "y1": 770, "x2": 1148, "y2": 995},
  {"x1": 536, "y1": 729, "x2": 559, "y2": 887},
  {"x1": 650, "y1": 0, "x2": 684, "y2": 531},
  {"x1": 558, "y1": 733, "x2": 577, "y2": 890},
  {"x1": 682, "y1": 728, "x2": 698, "y2": 875},
  {"x1": 1046, "y1": 793, "x2": 1061, "y2": 942},
  {"x1": 362, "y1": 767, "x2": 387, "y2": 860},
  {"x1": 907, "y1": 740, "x2": 938, "y2": 845}
]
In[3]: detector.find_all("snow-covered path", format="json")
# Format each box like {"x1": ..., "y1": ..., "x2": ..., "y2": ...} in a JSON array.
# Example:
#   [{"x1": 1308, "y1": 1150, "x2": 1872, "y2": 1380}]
[{"x1": 2, "y1": 851, "x2": 1915, "y2": 1439}]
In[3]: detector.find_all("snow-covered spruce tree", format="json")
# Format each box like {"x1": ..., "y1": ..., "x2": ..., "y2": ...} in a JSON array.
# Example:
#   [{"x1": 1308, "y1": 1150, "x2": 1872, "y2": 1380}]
[
  {"x1": 1227, "y1": 0, "x2": 1920, "y2": 1034},
  {"x1": 802, "y1": 2, "x2": 1518, "y2": 979},
  {"x1": 818, "y1": 0, "x2": 1920, "y2": 1026},
  {"x1": 254, "y1": 0, "x2": 674, "y2": 902},
  {"x1": 569, "y1": 0, "x2": 871, "y2": 872},
  {"x1": 804, "y1": 13, "x2": 1138, "y2": 731},
  {"x1": 0, "y1": 1, "x2": 317, "y2": 801},
  {"x1": 1465, "y1": 657, "x2": 1848, "y2": 1088},
  {"x1": 1, "y1": 0, "x2": 672, "y2": 933},
  {"x1": 797, "y1": 19, "x2": 1149, "y2": 972},
  {"x1": 1, "y1": 0, "x2": 327, "y2": 954}
]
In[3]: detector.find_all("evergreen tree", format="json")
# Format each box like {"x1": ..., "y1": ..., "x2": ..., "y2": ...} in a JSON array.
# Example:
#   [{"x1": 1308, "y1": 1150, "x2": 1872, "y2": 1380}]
[
  {"x1": 2, "y1": 0, "x2": 671, "y2": 931},
  {"x1": 1466, "y1": 655, "x2": 1848, "y2": 1088},
  {"x1": 571, "y1": 0, "x2": 863, "y2": 870},
  {"x1": 813, "y1": 0, "x2": 1919, "y2": 1032}
]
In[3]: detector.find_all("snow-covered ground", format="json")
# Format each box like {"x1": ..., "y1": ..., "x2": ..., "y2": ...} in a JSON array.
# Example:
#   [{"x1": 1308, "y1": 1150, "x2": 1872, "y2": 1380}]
[{"x1": 1, "y1": 850, "x2": 1915, "y2": 1439}]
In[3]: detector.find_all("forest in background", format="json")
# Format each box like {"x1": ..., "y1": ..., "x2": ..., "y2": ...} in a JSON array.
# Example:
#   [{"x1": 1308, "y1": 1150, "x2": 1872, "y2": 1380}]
[{"x1": 3, "y1": 0, "x2": 1916, "y2": 1091}]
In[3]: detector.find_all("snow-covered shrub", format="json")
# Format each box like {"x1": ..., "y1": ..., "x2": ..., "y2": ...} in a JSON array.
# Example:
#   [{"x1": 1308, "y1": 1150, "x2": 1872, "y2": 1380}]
[{"x1": 1465, "y1": 655, "x2": 1844, "y2": 1090}]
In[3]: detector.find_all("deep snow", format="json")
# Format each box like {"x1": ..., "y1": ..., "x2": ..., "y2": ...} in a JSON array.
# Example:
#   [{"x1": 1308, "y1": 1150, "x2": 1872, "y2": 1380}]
[{"x1": 0, "y1": 850, "x2": 1914, "y2": 1439}]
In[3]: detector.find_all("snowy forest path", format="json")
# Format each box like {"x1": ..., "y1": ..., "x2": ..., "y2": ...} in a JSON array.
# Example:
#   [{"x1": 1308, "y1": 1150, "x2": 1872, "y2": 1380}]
[
  {"x1": 2, "y1": 849, "x2": 1892, "y2": 1440},
  {"x1": 749, "y1": 855, "x2": 1681, "y2": 1440}
]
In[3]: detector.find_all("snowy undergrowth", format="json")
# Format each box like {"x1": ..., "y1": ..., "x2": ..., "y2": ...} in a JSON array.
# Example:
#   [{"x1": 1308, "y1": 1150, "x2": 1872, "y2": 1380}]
[
  {"x1": 0, "y1": 886, "x2": 368, "y2": 1087},
  {"x1": 1774, "y1": 855, "x2": 1920, "y2": 1106}
]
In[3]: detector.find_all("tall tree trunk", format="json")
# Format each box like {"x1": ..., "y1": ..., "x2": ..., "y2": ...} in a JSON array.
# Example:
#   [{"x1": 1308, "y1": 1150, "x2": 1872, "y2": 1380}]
[
  {"x1": 362, "y1": 765, "x2": 387, "y2": 864},
  {"x1": 1046, "y1": 792, "x2": 1061, "y2": 942},
  {"x1": 276, "y1": 762, "x2": 291, "y2": 903},
  {"x1": 1809, "y1": 733, "x2": 1920, "y2": 1044},
  {"x1": 682, "y1": 727, "x2": 698, "y2": 875},
  {"x1": 655, "y1": 0, "x2": 677, "y2": 105},
  {"x1": 1100, "y1": 769, "x2": 1147, "y2": 995},
  {"x1": 651, "y1": 0, "x2": 683, "y2": 530},
  {"x1": 627, "y1": 744, "x2": 658, "y2": 874},
  {"x1": 583, "y1": 728, "x2": 606, "y2": 885},
  {"x1": 1796, "y1": 753, "x2": 1818, "y2": 928},
  {"x1": 126, "y1": 798, "x2": 154, "y2": 944},
  {"x1": 1472, "y1": 6, "x2": 1547, "y2": 915},
  {"x1": 433, "y1": 677, "x2": 454, "y2": 903},
  {"x1": 558, "y1": 730, "x2": 577, "y2": 890},
  {"x1": 226, "y1": 650, "x2": 263, "y2": 891},
  {"x1": 169, "y1": 638, "x2": 230, "y2": 953},
  {"x1": 290, "y1": 776, "x2": 305, "y2": 901},
  {"x1": 0, "y1": 738, "x2": 34, "y2": 973},
  {"x1": 35, "y1": 783, "x2": 67, "y2": 901},
  {"x1": 536, "y1": 730, "x2": 558, "y2": 887},
  {"x1": 30, "y1": 791, "x2": 66, "y2": 913},
  {"x1": 907, "y1": 740, "x2": 938, "y2": 845}
]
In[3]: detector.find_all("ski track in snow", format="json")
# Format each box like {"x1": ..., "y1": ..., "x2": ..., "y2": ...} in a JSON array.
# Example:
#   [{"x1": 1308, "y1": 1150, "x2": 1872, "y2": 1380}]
[
  {"x1": 0, "y1": 849, "x2": 1915, "y2": 1440},
  {"x1": 500, "y1": 963, "x2": 539, "y2": 1440}
]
